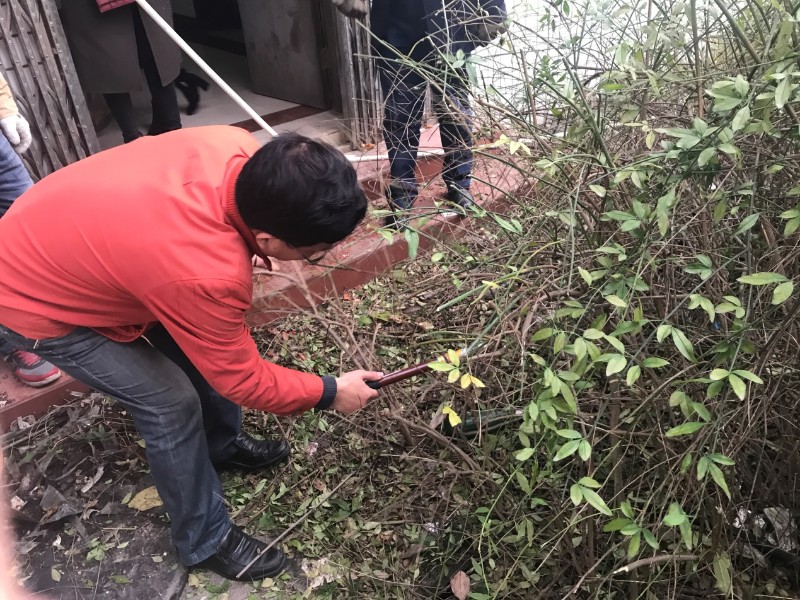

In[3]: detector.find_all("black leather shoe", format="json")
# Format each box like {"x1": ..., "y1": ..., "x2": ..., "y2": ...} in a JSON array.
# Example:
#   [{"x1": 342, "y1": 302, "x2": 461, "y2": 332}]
[
  {"x1": 213, "y1": 433, "x2": 290, "y2": 472},
  {"x1": 194, "y1": 524, "x2": 287, "y2": 581},
  {"x1": 383, "y1": 211, "x2": 410, "y2": 230},
  {"x1": 445, "y1": 186, "x2": 476, "y2": 213}
]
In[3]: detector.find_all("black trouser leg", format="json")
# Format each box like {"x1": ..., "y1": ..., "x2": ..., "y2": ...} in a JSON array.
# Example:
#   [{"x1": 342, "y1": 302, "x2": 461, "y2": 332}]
[
  {"x1": 102, "y1": 93, "x2": 142, "y2": 143},
  {"x1": 133, "y1": 7, "x2": 182, "y2": 136}
]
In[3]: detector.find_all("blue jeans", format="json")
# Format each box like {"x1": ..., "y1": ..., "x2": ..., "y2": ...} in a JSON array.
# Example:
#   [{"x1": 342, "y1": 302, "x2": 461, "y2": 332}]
[
  {"x1": 376, "y1": 42, "x2": 473, "y2": 208},
  {"x1": 0, "y1": 323, "x2": 242, "y2": 565},
  {"x1": 0, "y1": 132, "x2": 32, "y2": 217},
  {"x1": 0, "y1": 134, "x2": 33, "y2": 356}
]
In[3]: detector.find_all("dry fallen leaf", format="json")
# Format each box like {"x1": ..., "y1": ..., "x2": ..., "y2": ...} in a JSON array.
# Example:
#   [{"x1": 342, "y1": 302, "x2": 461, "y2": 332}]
[
  {"x1": 450, "y1": 570, "x2": 470, "y2": 600},
  {"x1": 128, "y1": 486, "x2": 163, "y2": 511}
]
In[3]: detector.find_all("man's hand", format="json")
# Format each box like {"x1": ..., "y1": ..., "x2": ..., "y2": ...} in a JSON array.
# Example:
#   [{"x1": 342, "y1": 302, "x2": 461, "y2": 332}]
[
  {"x1": 331, "y1": 369, "x2": 383, "y2": 413},
  {"x1": 330, "y1": 0, "x2": 368, "y2": 19},
  {"x1": 0, "y1": 114, "x2": 32, "y2": 154}
]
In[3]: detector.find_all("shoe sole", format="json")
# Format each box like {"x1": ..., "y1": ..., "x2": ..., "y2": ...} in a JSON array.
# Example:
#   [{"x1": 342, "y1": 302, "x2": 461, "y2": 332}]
[
  {"x1": 232, "y1": 551, "x2": 288, "y2": 581},
  {"x1": 17, "y1": 371, "x2": 62, "y2": 387}
]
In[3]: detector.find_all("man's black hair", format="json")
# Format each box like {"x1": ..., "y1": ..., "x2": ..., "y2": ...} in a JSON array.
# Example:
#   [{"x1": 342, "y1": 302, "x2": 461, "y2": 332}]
[{"x1": 235, "y1": 132, "x2": 367, "y2": 248}]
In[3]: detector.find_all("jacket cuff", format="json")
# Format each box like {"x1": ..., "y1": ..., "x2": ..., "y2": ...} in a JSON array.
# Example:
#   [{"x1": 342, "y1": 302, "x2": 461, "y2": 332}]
[{"x1": 315, "y1": 376, "x2": 337, "y2": 410}]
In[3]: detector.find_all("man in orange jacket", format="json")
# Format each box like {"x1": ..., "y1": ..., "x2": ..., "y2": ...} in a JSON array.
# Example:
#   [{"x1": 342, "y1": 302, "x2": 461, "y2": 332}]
[{"x1": 0, "y1": 126, "x2": 382, "y2": 581}]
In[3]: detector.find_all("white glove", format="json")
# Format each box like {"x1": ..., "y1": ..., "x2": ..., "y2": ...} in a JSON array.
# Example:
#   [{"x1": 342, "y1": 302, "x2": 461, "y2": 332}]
[
  {"x1": 0, "y1": 114, "x2": 32, "y2": 154},
  {"x1": 331, "y1": 0, "x2": 368, "y2": 18}
]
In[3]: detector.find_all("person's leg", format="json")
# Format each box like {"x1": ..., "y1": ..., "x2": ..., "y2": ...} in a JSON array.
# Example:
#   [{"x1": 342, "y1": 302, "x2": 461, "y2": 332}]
[
  {"x1": 0, "y1": 134, "x2": 32, "y2": 217},
  {"x1": 143, "y1": 325, "x2": 290, "y2": 471},
  {"x1": 0, "y1": 139, "x2": 62, "y2": 385},
  {"x1": 102, "y1": 93, "x2": 143, "y2": 143},
  {"x1": 0, "y1": 325, "x2": 229, "y2": 565},
  {"x1": 143, "y1": 325, "x2": 240, "y2": 461},
  {"x1": 376, "y1": 46, "x2": 427, "y2": 211},
  {"x1": 430, "y1": 69, "x2": 474, "y2": 194},
  {"x1": 133, "y1": 9, "x2": 181, "y2": 136}
]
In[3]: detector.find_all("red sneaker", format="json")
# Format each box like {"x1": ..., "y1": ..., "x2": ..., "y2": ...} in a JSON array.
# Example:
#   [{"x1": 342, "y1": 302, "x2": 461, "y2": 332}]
[{"x1": 5, "y1": 350, "x2": 61, "y2": 387}]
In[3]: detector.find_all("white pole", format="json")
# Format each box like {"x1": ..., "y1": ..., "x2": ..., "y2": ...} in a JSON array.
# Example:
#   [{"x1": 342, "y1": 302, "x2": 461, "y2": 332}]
[{"x1": 133, "y1": 0, "x2": 278, "y2": 137}]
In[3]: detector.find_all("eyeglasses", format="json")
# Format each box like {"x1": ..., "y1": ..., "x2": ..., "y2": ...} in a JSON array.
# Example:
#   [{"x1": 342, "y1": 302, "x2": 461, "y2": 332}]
[{"x1": 291, "y1": 244, "x2": 333, "y2": 265}]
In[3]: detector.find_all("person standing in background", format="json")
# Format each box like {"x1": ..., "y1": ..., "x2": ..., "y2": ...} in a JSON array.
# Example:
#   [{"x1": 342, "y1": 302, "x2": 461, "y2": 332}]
[
  {"x1": 0, "y1": 72, "x2": 61, "y2": 387},
  {"x1": 59, "y1": 0, "x2": 183, "y2": 143},
  {"x1": 365, "y1": 0, "x2": 507, "y2": 228}
]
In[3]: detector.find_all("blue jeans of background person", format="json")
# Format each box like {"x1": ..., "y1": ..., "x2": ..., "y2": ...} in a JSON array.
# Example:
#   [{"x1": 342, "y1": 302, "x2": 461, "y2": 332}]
[
  {"x1": 0, "y1": 132, "x2": 32, "y2": 217},
  {"x1": 0, "y1": 323, "x2": 242, "y2": 565},
  {"x1": 375, "y1": 41, "x2": 474, "y2": 208},
  {"x1": 0, "y1": 134, "x2": 33, "y2": 356}
]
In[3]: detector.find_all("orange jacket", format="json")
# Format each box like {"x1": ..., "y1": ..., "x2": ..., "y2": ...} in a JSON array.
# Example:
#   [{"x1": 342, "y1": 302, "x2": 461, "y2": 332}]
[{"x1": 0, "y1": 126, "x2": 334, "y2": 414}]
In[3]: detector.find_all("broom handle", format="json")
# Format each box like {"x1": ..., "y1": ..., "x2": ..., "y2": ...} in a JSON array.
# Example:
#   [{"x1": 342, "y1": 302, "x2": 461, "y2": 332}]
[{"x1": 134, "y1": 0, "x2": 278, "y2": 137}]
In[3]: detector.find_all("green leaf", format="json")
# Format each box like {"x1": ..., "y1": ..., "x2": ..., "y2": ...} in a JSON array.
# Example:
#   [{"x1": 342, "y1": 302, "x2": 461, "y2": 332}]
[
  {"x1": 621, "y1": 501, "x2": 634, "y2": 519},
  {"x1": 581, "y1": 488, "x2": 613, "y2": 516},
  {"x1": 605, "y1": 334, "x2": 625, "y2": 353},
  {"x1": 775, "y1": 76, "x2": 792, "y2": 109},
  {"x1": 666, "y1": 422, "x2": 706, "y2": 437},
  {"x1": 626, "y1": 365, "x2": 641, "y2": 387},
  {"x1": 728, "y1": 373, "x2": 746, "y2": 400},
  {"x1": 676, "y1": 134, "x2": 701, "y2": 149},
  {"x1": 732, "y1": 369, "x2": 763, "y2": 384},
  {"x1": 697, "y1": 147, "x2": 716, "y2": 166},
  {"x1": 641, "y1": 357, "x2": 669, "y2": 368},
  {"x1": 532, "y1": 328, "x2": 554, "y2": 342},
  {"x1": 708, "y1": 463, "x2": 731, "y2": 499},
  {"x1": 709, "y1": 368, "x2": 729, "y2": 381},
  {"x1": 697, "y1": 456, "x2": 710, "y2": 480},
  {"x1": 605, "y1": 295, "x2": 627, "y2": 308},
  {"x1": 671, "y1": 329, "x2": 697, "y2": 362},
  {"x1": 578, "y1": 476, "x2": 601, "y2": 489},
  {"x1": 578, "y1": 267, "x2": 593, "y2": 285},
  {"x1": 554, "y1": 439, "x2": 581, "y2": 461},
  {"x1": 589, "y1": 184, "x2": 606, "y2": 197},
  {"x1": 709, "y1": 453, "x2": 735, "y2": 466},
  {"x1": 556, "y1": 429, "x2": 583, "y2": 439},
  {"x1": 772, "y1": 281, "x2": 794, "y2": 305},
  {"x1": 603, "y1": 518, "x2": 632, "y2": 532},
  {"x1": 515, "y1": 447, "x2": 535, "y2": 461},
  {"x1": 734, "y1": 213, "x2": 759, "y2": 235},
  {"x1": 583, "y1": 328, "x2": 605, "y2": 340},
  {"x1": 627, "y1": 532, "x2": 641, "y2": 558},
  {"x1": 713, "y1": 551, "x2": 733, "y2": 594},
  {"x1": 692, "y1": 402, "x2": 712, "y2": 422},
  {"x1": 578, "y1": 439, "x2": 592, "y2": 461},
  {"x1": 606, "y1": 354, "x2": 627, "y2": 376},
  {"x1": 785, "y1": 217, "x2": 800, "y2": 236},
  {"x1": 663, "y1": 513, "x2": 685, "y2": 526},
  {"x1": 428, "y1": 361, "x2": 455, "y2": 372},
  {"x1": 642, "y1": 529, "x2": 659, "y2": 549},
  {"x1": 731, "y1": 105, "x2": 751, "y2": 131},
  {"x1": 656, "y1": 324, "x2": 672, "y2": 342},
  {"x1": 737, "y1": 272, "x2": 788, "y2": 285},
  {"x1": 569, "y1": 483, "x2": 583, "y2": 506}
]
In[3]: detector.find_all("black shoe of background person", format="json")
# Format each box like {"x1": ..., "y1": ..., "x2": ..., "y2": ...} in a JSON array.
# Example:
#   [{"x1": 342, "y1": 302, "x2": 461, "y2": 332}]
[
  {"x1": 383, "y1": 188, "x2": 415, "y2": 230},
  {"x1": 445, "y1": 186, "x2": 476, "y2": 214},
  {"x1": 212, "y1": 432, "x2": 290, "y2": 472},
  {"x1": 194, "y1": 524, "x2": 288, "y2": 581},
  {"x1": 175, "y1": 69, "x2": 210, "y2": 115}
]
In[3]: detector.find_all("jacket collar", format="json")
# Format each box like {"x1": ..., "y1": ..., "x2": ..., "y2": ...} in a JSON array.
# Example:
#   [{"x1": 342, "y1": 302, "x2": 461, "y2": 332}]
[{"x1": 223, "y1": 158, "x2": 272, "y2": 271}]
